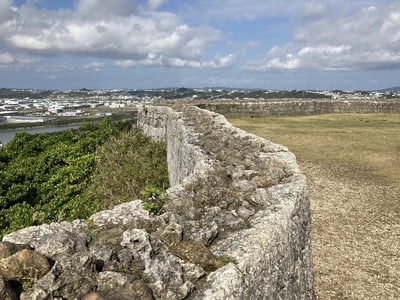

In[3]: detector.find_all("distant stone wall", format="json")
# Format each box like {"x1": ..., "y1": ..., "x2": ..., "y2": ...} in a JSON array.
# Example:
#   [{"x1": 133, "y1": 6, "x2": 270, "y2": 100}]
[
  {"x1": 196, "y1": 99, "x2": 400, "y2": 117},
  {"x1": 137, "y1": 104, "x2": 313, "y2": 299}
]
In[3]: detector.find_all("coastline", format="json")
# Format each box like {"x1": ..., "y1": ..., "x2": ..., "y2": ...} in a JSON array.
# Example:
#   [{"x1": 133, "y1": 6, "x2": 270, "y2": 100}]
[
  {"x1": 0, "y1": 111, "x2": 137, "y2": 130},
  {"x1": 0, "y1": 112, "x2": 137, "y2": 144}
]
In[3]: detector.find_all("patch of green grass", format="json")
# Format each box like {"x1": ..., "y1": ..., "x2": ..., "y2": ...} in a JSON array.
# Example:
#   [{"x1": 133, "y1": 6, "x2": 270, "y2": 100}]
[
  {"x1": 229, "y1": 114, "x2": 400, "y2": 185},
  {"x1": 140, "y1": 186, "x2": 168, "y2": 215},
  {"x1": 87, "y1": 128, "x2": 169, "y2": 210}
]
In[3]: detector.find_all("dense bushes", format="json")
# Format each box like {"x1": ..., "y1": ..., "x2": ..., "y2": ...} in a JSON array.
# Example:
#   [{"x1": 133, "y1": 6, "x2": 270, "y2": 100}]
[{"x1": 0, "y1": 119, "x2": 169, "y2": 237}]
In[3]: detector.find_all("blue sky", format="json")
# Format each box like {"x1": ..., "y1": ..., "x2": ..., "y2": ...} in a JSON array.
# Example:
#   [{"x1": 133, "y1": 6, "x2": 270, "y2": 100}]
[{"x1": 1, "y1": 0, "x2": 400, "y2": 90}]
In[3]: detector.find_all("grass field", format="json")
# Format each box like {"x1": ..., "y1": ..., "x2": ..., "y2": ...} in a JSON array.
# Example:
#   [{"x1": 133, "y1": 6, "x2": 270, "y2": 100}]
[{"x1": 229, "y1": 114, "x2": 400, "y2": 299}]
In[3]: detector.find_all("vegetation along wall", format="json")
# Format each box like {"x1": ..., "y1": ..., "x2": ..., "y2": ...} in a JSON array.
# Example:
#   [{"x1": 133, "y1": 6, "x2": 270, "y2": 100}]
[{"x1": 138, "y1": 104, "x2": 314, "y2": 299}]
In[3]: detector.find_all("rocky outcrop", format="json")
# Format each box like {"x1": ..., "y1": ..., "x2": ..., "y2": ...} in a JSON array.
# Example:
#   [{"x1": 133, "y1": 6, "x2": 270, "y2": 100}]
[
  {"x1": 1, "y1": 201, "x2": 198, "y2": 299},
  {"x1": 1, "y1": 104, "x2": 313, "y2": 299}
]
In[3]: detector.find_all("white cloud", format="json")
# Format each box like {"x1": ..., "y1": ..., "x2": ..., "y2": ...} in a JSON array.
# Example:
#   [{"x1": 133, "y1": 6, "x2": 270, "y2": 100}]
[
  {"x1": 76, "y1": 0, "x2": 136, "y2": 18},
  {"x1": 183, "y1": 0, "x2": 397, "y2": 23},
  {"x1": 169, "y1": 53, "x2": 235, "y2": 69},
  {"x1": 302, "y1": 1, "x2": 327, "y2": 18},
  {"x1": 0, "y1": 51, "x2": 40, "y2": 71},
  {"x1": 114, "y1": 53, "x2": 235, "y2": 69},
  {"x1": 148, "y1": 0, "x2": 167, "y2": 10},
  {"x1": 0, "y1": 52, "x2": 14, "y2": 64},
  {"x1": 83, "y1": 62, "x2": 106, "y2": 72},
  {"x1": 0, "y1": 0, "x2": 222, "y2": 70},
  {"x1": 202, "y1": 54, "x2": 236, "y2": 69},
  {"x1": 35, "y1": 64, "x2": 76, "y2": 73},
  {"x1": 114, "y1": 60, "x2": 138, "y2": 68},
  {"x1": 244, "y1": 3, "x2": 400, "y2": 72},
  {"x1": 4, "y1": 0, "x2": 398, "y2": 80},
  {"x1": 182, "y1": 0, "x2": 300, "y2": 21},
  {"x1": 0, "y1": 0, "x2": 15, "y2": 23}
]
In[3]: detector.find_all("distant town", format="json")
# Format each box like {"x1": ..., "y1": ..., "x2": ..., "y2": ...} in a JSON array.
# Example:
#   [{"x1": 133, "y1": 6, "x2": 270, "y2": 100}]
[{"x1": 0, "y1": 87, "x2": 399, "y2": 126}]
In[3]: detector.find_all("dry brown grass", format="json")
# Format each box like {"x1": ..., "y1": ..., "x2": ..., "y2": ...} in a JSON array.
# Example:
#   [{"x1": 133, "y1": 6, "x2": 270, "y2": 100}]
[{"x1": 229, "y1": 114, "x2": 400, "y2": 300}]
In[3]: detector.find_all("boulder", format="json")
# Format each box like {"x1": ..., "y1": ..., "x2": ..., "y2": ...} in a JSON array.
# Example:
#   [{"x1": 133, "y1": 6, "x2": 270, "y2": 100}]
[
  {"x1": 0, "y1": 249, "x2": 52, "y2": 282},
  {"x1": 0, "y1": 242, "x2": 30, "y2": 260},
  {"x1": 2, "y1": 220, "x2": 89, "y2": 260},
  {"x1": 20, "y1": 252, "x2": 97, "y2": 299},
  {"x1": 89, "y1": 200, "x2": 151, "y2": 229}
]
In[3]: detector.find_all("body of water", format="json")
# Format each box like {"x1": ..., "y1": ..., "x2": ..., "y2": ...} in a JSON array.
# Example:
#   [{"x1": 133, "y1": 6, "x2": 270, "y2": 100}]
[{"x1": 0, "y1": 125, "x2": 80, "y2": 145}]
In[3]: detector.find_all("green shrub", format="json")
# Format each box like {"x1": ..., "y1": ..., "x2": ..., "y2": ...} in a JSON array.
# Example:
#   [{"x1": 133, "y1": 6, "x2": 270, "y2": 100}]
[
  {"x1": 86, "y1": 128, "x2": 169, "y2": 210},
  {"x1": 140, "y1": 185, "x2": 168, "y2": 214},
  {"x1": 0, "y1": 119, "x2": 168, "y2": 237}
]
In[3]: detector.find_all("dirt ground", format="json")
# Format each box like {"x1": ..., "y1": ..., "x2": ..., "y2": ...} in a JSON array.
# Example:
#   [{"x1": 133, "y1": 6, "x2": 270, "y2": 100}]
[
  {"x1": 228, "y1": 114, "x2": 400, "y2": 299},
  {"x1": 300, "y1": 161, "x2": 400, "y2": 300}
]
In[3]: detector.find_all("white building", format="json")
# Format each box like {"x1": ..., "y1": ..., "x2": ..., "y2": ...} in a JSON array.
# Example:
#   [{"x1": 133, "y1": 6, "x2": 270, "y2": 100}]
[{"x1": 5, "y1": 116, "x2": 54, "y2": 123}]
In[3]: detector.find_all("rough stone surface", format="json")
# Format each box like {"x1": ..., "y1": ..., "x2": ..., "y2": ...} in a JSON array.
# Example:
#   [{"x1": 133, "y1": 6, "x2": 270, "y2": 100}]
[
  {"x1": 0, "y1": 242, "x2": 30, "y2": 260},
  {"x1": 171, "y1": 240, "x2": 222, "y2": 272},
  {"x1": 2, "y1": 220, "x2": 89, "y2": 260},
  {"x1": 0, "y1": 249, "x2": 52, "y2": 281},
  {"x1": 198, "y1": 99, "x2": 400, "y2": 117},
  {"x1": 96, "y1": 272, "x2": 153, "y2": 300},
  {"x1": 2, "y1": 103, "x2": 314, "y2": 299},
  {"x1": 120, "y1": 228, "x2": 190, "y2": 299},
  {"x1": 89, "y1": 200, "x2": 151, "y2": 229},
  {"x1": 199, "y1": 264, "x2": 244, "y2": 300},
  {"x1": 137, "y1": 104, "x2": 314, "y2": 299},
  {"x1": 15, "y1": 250, "x2": 97, "y2": 299},
  {"x1": 0, "y1": 275, "x2": 19, "y2": 300}
]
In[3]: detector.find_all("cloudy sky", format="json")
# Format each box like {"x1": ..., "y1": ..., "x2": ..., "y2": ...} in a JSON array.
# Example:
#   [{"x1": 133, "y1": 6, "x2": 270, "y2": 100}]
[{"x1": 1, "y1": 0, "x2": 400, "y2": 90}]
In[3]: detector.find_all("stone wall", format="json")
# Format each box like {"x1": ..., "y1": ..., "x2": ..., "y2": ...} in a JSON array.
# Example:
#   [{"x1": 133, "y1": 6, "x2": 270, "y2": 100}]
[
  {"x1": 196, "y1": 99, "x2": 400, "y2": 117},
  {"x1": 0, "y1": 103, "x2": 313, "y2": 299},
  {"x1": 137, "y1": 104, "x2": 313, "y2": 299}
]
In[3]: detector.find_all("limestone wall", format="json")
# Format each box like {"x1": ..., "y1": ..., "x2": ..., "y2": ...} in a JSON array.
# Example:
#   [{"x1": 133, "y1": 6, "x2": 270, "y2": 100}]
[
  {"x1": 0, "y1": 103, "x2": 313, "y2": 299},
  {"x1": 137, "y1": 104, "x2": 313, "y2": 299},
  {"x1": 196, "y1": 99, "x2": 400, "y2": 117}
]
